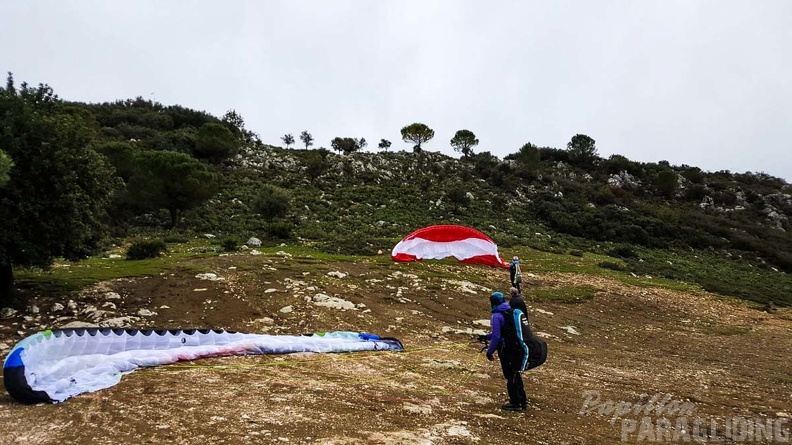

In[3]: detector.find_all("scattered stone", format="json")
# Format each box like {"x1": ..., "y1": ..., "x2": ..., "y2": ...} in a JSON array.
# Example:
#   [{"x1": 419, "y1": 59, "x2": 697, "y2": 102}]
[
  {"x1": 312, "y1": 293, "x2": 356, "y2": 310},
  {"x1": 536, "y1": 331, "x2": 561, "y2": 340},
  {"x1": 403, "y1": 403, "x2": 432, "y2": 415},
  {"x1": 137, "y1": 309, "x2": 157, "y2": 317},
  {"x1": 101, "y1": 316, "x2": 140, "y2": 327},
  {"x1": 59, "y1": 321, "x2": 97, "y2": 329},
  {"x1": 246, "y1": 237, "x2": 262, "y2": 247},
  {"x1": 423, "y1": 358, "x2": 463, "y2": 369},
  {"x1": 52, "y1": 303, "x2": 64, "y2": 312},
  {"x1": 1, "y1": 307, "x2": 18, "y2": 318},
  {"x1": 446, "y1": 425, "x2": 473, "y2": 437},
  {"x1": 560, "y1": 326, "x2": 580, "y2": 335},
  {"x1": 327, "y1": 271, "x2": 347, "y2": 279},
  {"x1": 442, "y1": 326, "x2": 485, "y2": 335},
  {"x1": 446, "y1": 280, "x2": 489, "y2": 294},
  {"x1": 391, "y1": 271, "x2": 418, "y2": 279},
  {"x1": 264, "y1": 288, "x2": 278, "y2": 293},
  {"x1": 279, "y1": 306, "x2": 293, "y2": 314},
  {"x1": 196, "y1": 273, "x2": 224, "y2": 281}
]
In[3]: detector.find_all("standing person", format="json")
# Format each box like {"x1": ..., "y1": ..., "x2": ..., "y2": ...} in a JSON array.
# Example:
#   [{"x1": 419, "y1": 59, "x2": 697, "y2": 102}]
[
  {"x1": 509, "y1": 256, "x2": 522, "y2": 294},
  {"x1": 483, "y1": 291, "x2": 527, "y2": 411},
  {"x1": 509, "y1": 287, "x2": 527, "y2": 315}
]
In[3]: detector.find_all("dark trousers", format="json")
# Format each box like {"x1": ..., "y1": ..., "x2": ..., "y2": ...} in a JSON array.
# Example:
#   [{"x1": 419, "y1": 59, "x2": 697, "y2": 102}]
[{"x1": 499, "y1": 346, "x2": 527, "y2": 406}]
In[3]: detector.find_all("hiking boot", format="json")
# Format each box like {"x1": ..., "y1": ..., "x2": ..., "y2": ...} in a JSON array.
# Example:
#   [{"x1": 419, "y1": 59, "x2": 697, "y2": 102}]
[{"x1": 501, "y1": 403, "x2": 525, "y2": 411}]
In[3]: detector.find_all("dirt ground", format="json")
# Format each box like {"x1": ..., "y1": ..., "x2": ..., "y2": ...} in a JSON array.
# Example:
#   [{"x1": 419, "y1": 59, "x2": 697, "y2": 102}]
[{"x1": 0, "y1": 251, "x2": 790, "y2": 444}]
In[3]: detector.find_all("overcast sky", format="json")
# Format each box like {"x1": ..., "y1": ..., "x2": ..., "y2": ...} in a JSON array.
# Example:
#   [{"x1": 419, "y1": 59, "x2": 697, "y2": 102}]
[{"x1": 2, "y1": 1, "x2": 791, "y2": 181}]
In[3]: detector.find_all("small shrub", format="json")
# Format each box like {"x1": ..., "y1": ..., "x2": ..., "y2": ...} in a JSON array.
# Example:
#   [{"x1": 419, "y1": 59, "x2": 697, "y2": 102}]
[
  {"x1": 126, "y1": 238, "x2": 167, "y2": 260},
  {"x1": 163, "y1": 234, "x2": 190, "y2": 244},
  {"x1": 220, "y1": 237, "x2": 240, "y2": 252},
  {"x1": 683, "y1": 184, "x2": 708, "y2": 201},
  {"x1": 447, "y1": 186, "x2": 470, "y2": 212},
  {"x1": 607, "y1": 246, "x2": 638, "y2": 259},
  {"x1": 592, "y1": 187, "x2": 616, "y2": 205},
  {"x1": 266, "y1": 221, "x2": 294, "y2": 239},
  {"x1": 616, "y1": 224, "x2": 650, "y2": 245},
  {"x1": 569, "y1": 250, "x2": 584, "y2": 257},
  {"x1": 598, "y1": 261, "x2": 626, "y2": 271},
  {"x1": 252, "y1": 185, "x2": 291, "y2": 222}
]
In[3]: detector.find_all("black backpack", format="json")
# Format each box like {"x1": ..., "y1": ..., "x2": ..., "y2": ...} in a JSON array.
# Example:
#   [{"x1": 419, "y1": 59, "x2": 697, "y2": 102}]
[{"x1": 502, "y1": 308, "x2": 548, "y2": 371}]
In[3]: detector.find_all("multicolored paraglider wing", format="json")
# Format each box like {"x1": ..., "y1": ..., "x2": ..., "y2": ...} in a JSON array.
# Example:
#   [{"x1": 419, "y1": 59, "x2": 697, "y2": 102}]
[
  {"x1": 3, "y1": 328, "x2": 403, "y2": 404},
  {"x1": 391, "y1": 225, "x2": 509, "y2": 268}
]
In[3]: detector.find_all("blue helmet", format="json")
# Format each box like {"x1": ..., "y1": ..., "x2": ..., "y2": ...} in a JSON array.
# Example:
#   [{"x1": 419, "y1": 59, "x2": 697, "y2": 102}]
[{"x1": 489, "y1": 291, "x2": 505, "y2": 307}]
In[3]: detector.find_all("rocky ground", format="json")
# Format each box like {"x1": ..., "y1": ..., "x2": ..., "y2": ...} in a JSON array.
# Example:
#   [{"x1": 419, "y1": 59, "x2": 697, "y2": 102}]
[{"x1": 0, "y1": 251, "x2": 790, "y2": 444}]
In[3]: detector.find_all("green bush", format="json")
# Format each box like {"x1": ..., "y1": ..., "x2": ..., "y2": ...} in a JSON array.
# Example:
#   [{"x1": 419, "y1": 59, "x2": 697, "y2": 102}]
[
  {"x1": 683, "y1": 184, "x2": 708, "y2": 201},
  {"x1": 126, "y1": 238, "x2": 167, "y2": 260},
  {"x1": 220, "y1": 237, "x2": 240, "y2": 252},
  {"x1": 598, "y1": 261, "x2": 626, "y2": 271},
  {"x1": 252, "y1": 184, "x2": 291, "y2": 222},
  {"x1": 163, "y1": 234, "x2": 190, "y2": 244},
  {"x1": 607, "y1": 246, "x2": 638, "y2": 259},
  {"x1": 592, "y1": 187, "x2": 616, "y2": 205},
  {"x1": 266, "y1": 221, "x2": 294, "y2": 239}
]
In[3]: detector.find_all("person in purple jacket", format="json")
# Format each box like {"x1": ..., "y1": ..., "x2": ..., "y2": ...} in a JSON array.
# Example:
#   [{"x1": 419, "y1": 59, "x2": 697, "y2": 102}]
[{"x1": 484, "y1": 291, "x2": 527, "y2": 411}]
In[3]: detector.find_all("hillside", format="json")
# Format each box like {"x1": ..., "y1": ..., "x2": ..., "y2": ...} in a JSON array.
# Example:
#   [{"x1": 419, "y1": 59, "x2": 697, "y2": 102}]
[
  {"x1": 2, "y1": 84, "x2": 792, "y2": 443},
  {"x1": 192, "y1": 144, "x2": 792, "y2": 307},
  {"x1": 0, "y1": 246, "x2": 790, "y2": 444},
  {"x1": 2, "y1": 82, "x2": 791, "y2": 308}
]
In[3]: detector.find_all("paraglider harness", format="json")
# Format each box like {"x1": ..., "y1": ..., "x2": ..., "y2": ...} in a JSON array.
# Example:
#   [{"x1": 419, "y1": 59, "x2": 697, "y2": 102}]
[
  {"x1": 476, "y1": 308, "x2": 547, "y2": 371},
  {"x1": 510, "y1": 261, "x2": 522, "y2": 284}
]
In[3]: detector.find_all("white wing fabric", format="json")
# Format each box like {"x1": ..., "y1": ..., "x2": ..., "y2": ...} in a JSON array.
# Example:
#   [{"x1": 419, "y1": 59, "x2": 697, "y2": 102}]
[{"x1": 3, "y1": 328, "x2": 403, "y2": 404}]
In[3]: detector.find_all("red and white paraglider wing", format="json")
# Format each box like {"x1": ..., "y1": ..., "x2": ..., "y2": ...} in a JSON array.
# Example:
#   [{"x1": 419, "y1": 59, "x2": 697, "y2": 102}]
[{"x1": 391, "y1": 225, "x2": 509, "y2": 268}]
